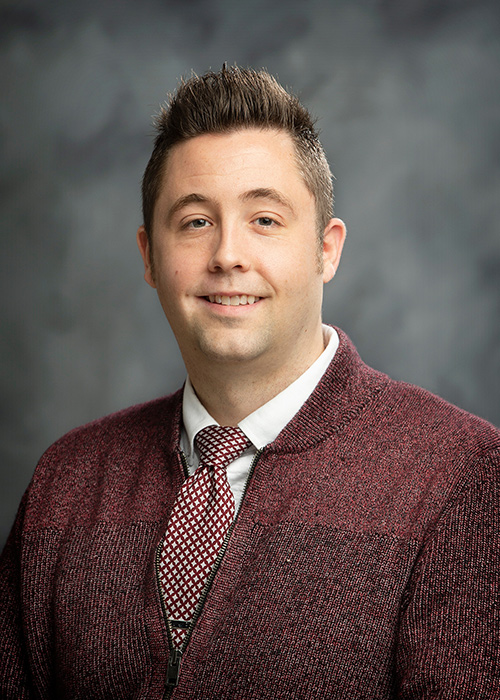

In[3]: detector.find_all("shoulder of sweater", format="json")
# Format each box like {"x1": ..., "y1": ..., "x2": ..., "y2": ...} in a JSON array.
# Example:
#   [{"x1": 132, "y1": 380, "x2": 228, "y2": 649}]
[
  {"x1": 273, "y1": 328, "x2": 499, "y2": 465},
  {"x1": 38, "y1": 389, "x2": 183, "y2": 466},
  {"x1": 359, "y1": 376, "x2": 500, "y2": 503},
  {"x1": 314, "y1": 340, "x2": 499, "y2": 538},
  {"x1": 19, "y1": 393, "x2": 183, "y2": 533},
  {"x1": 334, "y1": 328, "x2": 499, "y2": 444},
  {"x1": 379, "y1": 375, "x2": 500, "y2": 450}
]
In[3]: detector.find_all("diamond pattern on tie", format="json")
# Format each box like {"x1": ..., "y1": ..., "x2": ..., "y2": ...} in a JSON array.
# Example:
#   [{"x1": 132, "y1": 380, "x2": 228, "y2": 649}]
[{"x1": 158, "y1": 425, "x2": 250, "y2": 647}]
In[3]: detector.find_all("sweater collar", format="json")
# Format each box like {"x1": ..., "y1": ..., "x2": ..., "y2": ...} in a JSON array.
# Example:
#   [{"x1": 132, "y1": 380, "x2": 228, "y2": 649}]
[
  {"x1": 164, "y1": 327, "x2": 388, "y2": 456},
  {"x1": 267, "y1": 327, "x2": 389, "y2": 454}
]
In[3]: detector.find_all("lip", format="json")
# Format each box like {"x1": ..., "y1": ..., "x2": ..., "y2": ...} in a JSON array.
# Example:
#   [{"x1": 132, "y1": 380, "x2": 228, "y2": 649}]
[
  {"x1": 197, "y1": 294, "x2": 263, "y2": 312},
  {"x1": 199, "y1": 292, "x2": 262, "y2": 304},
  {"x1": 201, "y1": 292, "x2": 261, "y2": 298}
]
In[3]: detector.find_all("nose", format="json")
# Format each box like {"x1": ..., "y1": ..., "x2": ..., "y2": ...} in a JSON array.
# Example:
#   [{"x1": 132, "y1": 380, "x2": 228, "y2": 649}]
[{"x1": 208, "y1": 224, "x2": 250, "y2": 273}]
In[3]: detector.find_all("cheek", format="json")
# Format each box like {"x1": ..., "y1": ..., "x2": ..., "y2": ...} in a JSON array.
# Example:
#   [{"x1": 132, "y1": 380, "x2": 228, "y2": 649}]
[
  {"x1": 278, "y1": 264, "x2": 319, "y2": 292},
  {"x1": 156, "y1": 255, "x2": 184, "y2": 284},
  {"x1": 155, "y1": 264, "x2": 198, "y2": 313},
  {"x1": 261, "y1": 260, "x2": 304, "y2": 295}
]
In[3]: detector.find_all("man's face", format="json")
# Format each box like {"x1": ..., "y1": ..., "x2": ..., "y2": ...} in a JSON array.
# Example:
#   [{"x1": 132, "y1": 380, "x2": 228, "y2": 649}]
[{"x1": 137, "y1": 128, "x2": 345, "y2": 376}]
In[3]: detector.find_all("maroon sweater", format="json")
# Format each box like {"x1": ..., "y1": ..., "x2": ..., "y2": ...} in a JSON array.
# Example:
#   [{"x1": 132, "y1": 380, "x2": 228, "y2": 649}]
[{"x1": 1, "y1": 329, "x2": 499, "y2": 699}]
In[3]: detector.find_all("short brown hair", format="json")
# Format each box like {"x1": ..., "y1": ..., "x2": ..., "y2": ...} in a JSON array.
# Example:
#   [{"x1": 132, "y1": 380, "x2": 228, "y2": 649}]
[{"x1": 141, "y1": 65, "x2": 334, "y2": 242}]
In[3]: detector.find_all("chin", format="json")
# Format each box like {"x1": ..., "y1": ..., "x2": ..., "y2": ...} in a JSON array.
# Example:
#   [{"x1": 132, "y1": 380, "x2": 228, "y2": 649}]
[{"x1": 195, "y1": 333, "x2": 268, "y2": 365}]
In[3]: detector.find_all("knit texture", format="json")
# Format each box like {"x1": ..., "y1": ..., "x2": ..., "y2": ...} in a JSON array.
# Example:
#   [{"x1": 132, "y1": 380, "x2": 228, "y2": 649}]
[{"x1": 1, "y1": 328, "x2": 499, "y2": 699}]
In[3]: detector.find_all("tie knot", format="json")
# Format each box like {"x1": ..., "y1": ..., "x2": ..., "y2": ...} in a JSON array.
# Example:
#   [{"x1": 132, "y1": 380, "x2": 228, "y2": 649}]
[{"x1": 195, "y1": 425, "x2": 250, "y2": 471}]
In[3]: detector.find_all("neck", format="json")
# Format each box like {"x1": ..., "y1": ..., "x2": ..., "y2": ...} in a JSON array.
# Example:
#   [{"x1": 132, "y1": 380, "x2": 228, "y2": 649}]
[{"x1": 186, "y1": 328, "x2": 326, "y2": 426}]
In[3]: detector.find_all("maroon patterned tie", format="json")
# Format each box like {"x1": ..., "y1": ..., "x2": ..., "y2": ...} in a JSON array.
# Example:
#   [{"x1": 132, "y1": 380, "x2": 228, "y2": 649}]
[{"x1": 158, "y1": 425, "x2": 250, "y2": 646}]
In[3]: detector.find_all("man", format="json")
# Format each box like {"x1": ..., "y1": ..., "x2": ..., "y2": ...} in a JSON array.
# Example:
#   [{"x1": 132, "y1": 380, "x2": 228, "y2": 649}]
[{"x1": 1, "y1": 66, "x2": 499, "y2": 699}]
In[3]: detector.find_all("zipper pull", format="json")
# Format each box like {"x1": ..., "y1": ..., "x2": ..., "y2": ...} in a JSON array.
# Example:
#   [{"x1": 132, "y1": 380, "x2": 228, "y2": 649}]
[{"x1": 166, "y1": 648, "x2": 183, "y2": 688}]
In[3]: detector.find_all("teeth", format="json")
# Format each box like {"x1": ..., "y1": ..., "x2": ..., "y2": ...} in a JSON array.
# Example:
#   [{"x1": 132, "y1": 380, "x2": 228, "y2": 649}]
[{"x1": 207, "y1": 295, "x2": 259, "y2": 306}]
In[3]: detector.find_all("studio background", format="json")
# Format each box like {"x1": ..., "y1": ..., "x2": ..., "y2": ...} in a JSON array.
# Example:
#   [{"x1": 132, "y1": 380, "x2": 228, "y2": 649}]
[{"x1": 1, "y1": 0, "x2": 499, "y2": 548}]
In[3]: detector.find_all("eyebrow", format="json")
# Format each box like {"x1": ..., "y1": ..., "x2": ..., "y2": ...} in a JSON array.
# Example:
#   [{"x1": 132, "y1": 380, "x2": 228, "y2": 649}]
[
  {"x1": 166, "y1": 187, "x2": 297, "y2": 223},
  {"x1": 239, "y1": 188, "x2": 296, "y2": 215},
  {"x1": 167, "y1": 193, "x2": 210, "y2": 223}
]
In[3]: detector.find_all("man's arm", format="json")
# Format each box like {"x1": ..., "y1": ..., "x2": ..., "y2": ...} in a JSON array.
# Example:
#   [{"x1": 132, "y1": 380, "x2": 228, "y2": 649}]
[
  {"x1": 0, "y1": 494, "x2": 36, "y2": 700},
  {"x1": 395, "y1": 450, "x2": 500, "y2": 698}
]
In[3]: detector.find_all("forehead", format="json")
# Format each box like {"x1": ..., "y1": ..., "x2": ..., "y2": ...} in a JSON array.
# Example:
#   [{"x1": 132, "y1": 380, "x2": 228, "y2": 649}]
[{"x1": 160, "y1": 128, "x2": 309, "y2": 197}]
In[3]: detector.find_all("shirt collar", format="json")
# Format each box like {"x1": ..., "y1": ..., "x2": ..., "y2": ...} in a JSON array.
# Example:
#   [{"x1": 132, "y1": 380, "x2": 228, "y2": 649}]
[{"x1": 181, "y1": 325, "x2": 338, "y2": 456}]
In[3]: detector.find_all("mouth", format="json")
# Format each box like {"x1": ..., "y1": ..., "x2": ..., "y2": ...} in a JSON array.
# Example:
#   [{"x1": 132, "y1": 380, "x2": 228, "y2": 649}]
[{"x1": 205, "y1": 294, "x2": 261, "y2": 306}]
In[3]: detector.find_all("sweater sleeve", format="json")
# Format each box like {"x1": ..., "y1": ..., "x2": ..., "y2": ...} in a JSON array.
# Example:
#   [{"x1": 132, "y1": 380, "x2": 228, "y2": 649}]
[
  {"x1": 0, "y1": 494, "x2": 37, "y2": 700},
  {"x1": 395, "y1": 450, "x2": 500, "y2": 698}
]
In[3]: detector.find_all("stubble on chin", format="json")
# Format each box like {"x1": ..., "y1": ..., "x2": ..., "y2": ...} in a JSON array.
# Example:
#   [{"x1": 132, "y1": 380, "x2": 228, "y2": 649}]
[{"x1": 190, "y1": 319, "x2": 272, "y2": 366}]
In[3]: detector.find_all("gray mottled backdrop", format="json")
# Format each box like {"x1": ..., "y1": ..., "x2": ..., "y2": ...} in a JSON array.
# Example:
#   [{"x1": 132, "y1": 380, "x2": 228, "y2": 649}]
[{"x1": 1, "y1": 0, "x2": 499, "y2": 546}]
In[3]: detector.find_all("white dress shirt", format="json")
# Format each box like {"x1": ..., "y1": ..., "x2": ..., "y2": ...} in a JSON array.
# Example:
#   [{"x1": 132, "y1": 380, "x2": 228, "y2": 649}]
[{"x1": 180, "y1": 325, "x2": 339, "y2": 511}]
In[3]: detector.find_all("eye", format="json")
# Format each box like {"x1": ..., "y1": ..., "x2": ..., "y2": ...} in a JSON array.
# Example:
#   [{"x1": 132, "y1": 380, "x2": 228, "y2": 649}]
[
  {"x1": 254, "y1": 216, "x2": 277, "y2": 227},
  {"x1": 186, "y1": 218, "x2": 210, "y2": 229}
]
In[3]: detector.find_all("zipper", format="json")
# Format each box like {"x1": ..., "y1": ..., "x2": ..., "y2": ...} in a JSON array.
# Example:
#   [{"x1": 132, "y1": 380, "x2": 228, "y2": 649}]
[
  {"x1": 158, "y1": 448, "x2": 263, "y2": 699},
  {"x1": 155, "y1": 452, "x2": 188, "y2": 697},
  {"x1": 155, "y1": 543, "x2": 182, "y2": 694}
]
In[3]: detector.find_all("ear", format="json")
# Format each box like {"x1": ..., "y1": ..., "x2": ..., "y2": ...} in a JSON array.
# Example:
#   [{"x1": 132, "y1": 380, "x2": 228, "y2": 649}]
[
  {"x1": 136, "y1": 226, "x2": 156, "y2": 288},
  {"x1": 322, "y1": 218, "x2": 346, "y2": 283}
]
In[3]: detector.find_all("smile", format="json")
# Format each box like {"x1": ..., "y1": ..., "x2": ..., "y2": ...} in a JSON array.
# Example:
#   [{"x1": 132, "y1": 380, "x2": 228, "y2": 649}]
[{"x1": 207, "y1": 295, "x2": 260, "y2": 306}]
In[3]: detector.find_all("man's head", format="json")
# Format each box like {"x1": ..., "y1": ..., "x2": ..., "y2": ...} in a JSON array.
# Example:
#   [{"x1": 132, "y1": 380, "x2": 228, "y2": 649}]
[
  {"x1": 141, "y1": 65, "x2": 334, "y2": 247},
  {"x1": 137, "y1": 67, "x2": 346, "y2": 403}
]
